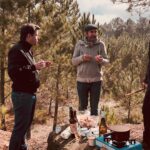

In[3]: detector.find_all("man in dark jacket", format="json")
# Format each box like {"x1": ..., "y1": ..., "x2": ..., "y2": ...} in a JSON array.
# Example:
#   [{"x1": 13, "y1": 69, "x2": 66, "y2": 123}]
[
  {"x1": 142, "y1": 42, "x2": 150, "y2": 150},
  {"x1": 8, "y1": 23, "x2": 51, "y2": 150}
]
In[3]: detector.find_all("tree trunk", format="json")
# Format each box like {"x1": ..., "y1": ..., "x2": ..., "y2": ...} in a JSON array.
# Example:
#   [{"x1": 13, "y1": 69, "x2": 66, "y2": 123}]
[
  {"x1": 0, "y1": 59, "x2": 5, "y2": 105},
  {"x1": 0, "y1": 26, "x2": 5, "y2": 105},
  {"x1": 48, "y1": 98, "x2": 53, "y2": 117},
  {"x1": 66, "y1": 86, "x2": 69, "y2": 99},
  {"x1": 28, "y1": 5, "x2": 31, "y2": 23},
  {"x1": 127, "y1": 96, "x2": 131, "y2": 123},
  {"x1": 127, "y1": 70, "x2": 134, "y2": 123},
  {"x1": 47, "y1": 65, "x2": 61, "y2": 150},
  {"x1": 52, "y1": 64, "x2": 61, "y2": 132}
]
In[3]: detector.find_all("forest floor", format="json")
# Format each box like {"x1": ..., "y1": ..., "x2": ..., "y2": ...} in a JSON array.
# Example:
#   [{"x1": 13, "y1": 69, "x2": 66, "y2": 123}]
[
  {"x1": 0, "y1": 117, "x2": 53, "y2": 150},
  {"x1": 0, "y1": 116, "x2": 144, "y2": 150},
  {"x1": 0, "y1": 99, "x2": 144, "y2": 150}
]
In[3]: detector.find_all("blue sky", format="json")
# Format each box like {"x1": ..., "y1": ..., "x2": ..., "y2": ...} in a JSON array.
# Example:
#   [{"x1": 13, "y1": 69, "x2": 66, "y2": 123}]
[{"x1": 76, "y1": 0, "x2": 150, "y2": 24}]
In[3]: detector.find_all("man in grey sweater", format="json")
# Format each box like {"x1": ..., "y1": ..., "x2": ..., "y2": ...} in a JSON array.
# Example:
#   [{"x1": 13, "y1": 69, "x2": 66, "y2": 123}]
[{"x1": 72, "y1": 24, "x2": 109, "y2": 115}]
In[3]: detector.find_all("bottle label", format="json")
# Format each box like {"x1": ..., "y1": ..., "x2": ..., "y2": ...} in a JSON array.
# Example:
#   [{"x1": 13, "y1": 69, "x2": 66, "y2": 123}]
[
  {"x1": 70, "y1": 123, "x2": 78, "y2": 134},
  {"x1": 101, "y1": 111, "x2": 105, "y2": 118}
]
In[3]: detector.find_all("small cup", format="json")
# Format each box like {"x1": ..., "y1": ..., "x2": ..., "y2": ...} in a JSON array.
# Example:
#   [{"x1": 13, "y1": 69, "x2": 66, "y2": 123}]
[{"x1": 88, "y1": 136, "x2": 95, "y2": 146}]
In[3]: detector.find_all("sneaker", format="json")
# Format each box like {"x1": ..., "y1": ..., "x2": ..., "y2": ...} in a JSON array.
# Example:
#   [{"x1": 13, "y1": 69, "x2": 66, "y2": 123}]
[
  {"x1": 78, "y1": 110, "x2": 86, "y2": 115},
  {"x1": 84, "y1": 110, "x2": 90, "y2": 115},
  {"x1": 78, "y1": 109, "x2": 90, "y2": 115}
]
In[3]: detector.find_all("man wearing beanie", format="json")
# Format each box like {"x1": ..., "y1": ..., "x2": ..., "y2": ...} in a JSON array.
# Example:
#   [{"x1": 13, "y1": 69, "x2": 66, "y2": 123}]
[{"x1": 72, "y1": 24, "x2": 109, "y2": 116}]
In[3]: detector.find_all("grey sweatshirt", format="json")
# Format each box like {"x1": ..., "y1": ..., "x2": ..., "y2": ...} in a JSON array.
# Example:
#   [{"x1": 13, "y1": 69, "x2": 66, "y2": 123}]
[{"x1": 72, "y1": 39, "x2": 109, "y2": 83}]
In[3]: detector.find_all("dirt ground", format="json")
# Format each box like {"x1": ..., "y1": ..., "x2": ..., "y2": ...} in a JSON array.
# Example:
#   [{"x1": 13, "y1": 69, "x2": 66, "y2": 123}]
[
  {"x1": 0, "y1": 122, "x2": 52, "y2": 150},
  {"x1": 0, "y1": 121, "x2": 144, "y2": 150},
  {"x1": 0, "y1": 100, "x2": 144, "y2": 150}
]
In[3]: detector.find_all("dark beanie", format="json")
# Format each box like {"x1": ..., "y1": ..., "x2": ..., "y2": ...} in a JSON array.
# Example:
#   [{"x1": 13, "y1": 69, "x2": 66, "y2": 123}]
[{"x1": 84, "y1": 24, "x2": 97, "y2": 32}]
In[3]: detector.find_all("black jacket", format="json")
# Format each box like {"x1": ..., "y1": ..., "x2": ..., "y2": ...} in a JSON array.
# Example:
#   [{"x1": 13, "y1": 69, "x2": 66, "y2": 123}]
[
  {"x1": 8, "y1": 41, "x2": 40, "y2": 94},
  {"x1": 144, "y1": 43, "x2": 150, "y2": 86}
]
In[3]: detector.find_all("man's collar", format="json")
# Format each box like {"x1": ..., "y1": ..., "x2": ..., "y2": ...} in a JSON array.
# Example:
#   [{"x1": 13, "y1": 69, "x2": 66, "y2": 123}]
[
  {"x1": 83, "y1": 38, "x2": 100, "y2": 47},
  {"x1": 19, "y1": 41, "x2": 32, "y2": 52}
]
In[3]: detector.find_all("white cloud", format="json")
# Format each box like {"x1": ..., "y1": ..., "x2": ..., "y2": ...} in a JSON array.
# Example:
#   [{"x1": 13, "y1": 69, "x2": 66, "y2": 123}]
[
  {"x1": 77, "y1": 0, "x2": 128, "y2": 13},
  {"x1": 76, "y1": 0, "x2": 147, "y2": 24},
  {"x1": 77, "y1": 0, "x2": 107, "y2": 12},
  {"x1": 94, "y1": 14, "x2": 118, "y2": 24}
]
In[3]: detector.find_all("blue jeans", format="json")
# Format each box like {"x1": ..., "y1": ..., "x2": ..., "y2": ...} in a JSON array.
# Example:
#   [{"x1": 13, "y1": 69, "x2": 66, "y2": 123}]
[
  {"x1": 9, "y1": 92, "x2": 36, "y2": 150},
  {"x1": 77, "y1": 81, "x2": 102, "y2": 115}
]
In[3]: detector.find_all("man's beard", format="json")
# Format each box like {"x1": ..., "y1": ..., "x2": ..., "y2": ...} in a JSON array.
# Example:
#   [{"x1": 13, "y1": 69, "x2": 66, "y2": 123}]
[{"x1": 87, "y1": 36, "x2": 97, "y2": 42}]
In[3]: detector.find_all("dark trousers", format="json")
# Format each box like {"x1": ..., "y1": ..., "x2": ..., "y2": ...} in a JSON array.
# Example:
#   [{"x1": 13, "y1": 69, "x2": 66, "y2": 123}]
[
  {"x1": 9, "y1": 92, "x2": 36, "y2": 150},
  {"x1": 142, "y1": 88, "x2": 150, "y2": 148},
  {"x1": 77, "y1": 81, "x2": 102, "y2": 115}
]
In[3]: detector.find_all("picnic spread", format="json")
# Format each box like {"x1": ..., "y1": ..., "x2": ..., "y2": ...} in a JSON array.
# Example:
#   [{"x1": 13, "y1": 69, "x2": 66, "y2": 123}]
[{"x1": 53, "y1": 108, "x2": 142, "y2": 150}]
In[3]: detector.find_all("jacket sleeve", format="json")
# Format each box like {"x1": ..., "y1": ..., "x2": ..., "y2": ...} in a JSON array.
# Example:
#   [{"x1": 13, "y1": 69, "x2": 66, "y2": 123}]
[
  {"x1": 72, "y1": 41, "x2": 83, "y2": 66},
  {"x1": 143, "y1": 61, "x2": 150, "y2": 84},
  {"x1": 8, "y1": 48, "x2": 36, "y2": 82},
  {"x1": 99, "y1": 41, "x2": 109, "y2": 65},
  {"x1": 144, "y1": 45, "x2": 150, "y2": 84}
]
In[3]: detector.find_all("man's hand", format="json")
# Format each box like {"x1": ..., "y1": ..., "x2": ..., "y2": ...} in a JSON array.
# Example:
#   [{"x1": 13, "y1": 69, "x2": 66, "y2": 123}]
[
  {"x1": 82, "y1": 54, "x2": 92, "y2": 62},
  {"x1": 95, "y1": 55, "x2": 103, "y2": 63},
  {"x1": 35, "y1": 60, "x2": 52, "y2": 70},
  {"x1": 45, "y1": 61, "x2": 52, "y2": 67}
]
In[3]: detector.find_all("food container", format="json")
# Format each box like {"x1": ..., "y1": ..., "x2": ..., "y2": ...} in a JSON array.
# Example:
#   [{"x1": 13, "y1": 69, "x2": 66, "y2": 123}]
[
  {"x1": 60, "y1": 126, "x2": 72, "y2": 139},
  {"x1": 79, "y1": 127, "x2": 90, "y2": 136},
  {"x1": 90, "y1": 127, "x2": 99, "y2": 137}
]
